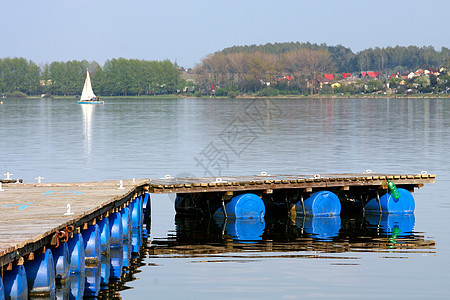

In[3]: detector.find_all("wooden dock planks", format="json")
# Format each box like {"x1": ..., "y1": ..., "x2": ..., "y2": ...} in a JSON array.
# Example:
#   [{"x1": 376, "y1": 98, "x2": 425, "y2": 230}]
[
  {"x1": 148, "y1": 173, "x2": 436, "y2": 194},
  {"x1": 0, "y1": 179, "x2": 148, "y2": 267}
]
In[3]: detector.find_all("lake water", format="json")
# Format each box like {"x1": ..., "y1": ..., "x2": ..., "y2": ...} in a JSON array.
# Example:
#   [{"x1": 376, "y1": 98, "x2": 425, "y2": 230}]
[{"x1": 1, "y1": 97, "x2": 449, "y2": 299}]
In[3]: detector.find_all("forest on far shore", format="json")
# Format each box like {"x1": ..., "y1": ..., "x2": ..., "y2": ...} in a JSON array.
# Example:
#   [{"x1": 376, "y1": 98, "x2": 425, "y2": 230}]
[{"x1": 1, "y1": 42, "x2": 449, "y2": 97}]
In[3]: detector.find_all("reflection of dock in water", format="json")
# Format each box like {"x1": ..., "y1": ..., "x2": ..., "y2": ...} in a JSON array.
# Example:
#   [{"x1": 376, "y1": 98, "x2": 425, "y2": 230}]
[{"x1": 147, "y1": 215, "x2": 435, "y2": 256}]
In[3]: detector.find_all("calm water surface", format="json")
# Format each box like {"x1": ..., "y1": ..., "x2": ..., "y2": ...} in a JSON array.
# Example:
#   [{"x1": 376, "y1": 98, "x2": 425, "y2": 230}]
[{"x1": 1, "y1": 97, "x2": 449, "y2": 299}]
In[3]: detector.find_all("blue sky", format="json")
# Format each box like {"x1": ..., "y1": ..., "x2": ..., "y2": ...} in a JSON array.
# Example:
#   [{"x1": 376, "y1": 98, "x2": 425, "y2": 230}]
[{"x1": 2, "y1": 0, "x2": 449, "y2": 68}]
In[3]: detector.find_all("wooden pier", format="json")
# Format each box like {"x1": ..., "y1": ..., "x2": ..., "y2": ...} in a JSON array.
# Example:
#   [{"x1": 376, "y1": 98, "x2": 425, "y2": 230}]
[
  {"x1": 148, "y1": 173, "x2": 436, "y2": 194},
  {"x1": 0, "y1": 173, "x2": 436, "y2": 268},
  {"x1": 0, "y1": 179, "x2": 148, "y2": 269}
]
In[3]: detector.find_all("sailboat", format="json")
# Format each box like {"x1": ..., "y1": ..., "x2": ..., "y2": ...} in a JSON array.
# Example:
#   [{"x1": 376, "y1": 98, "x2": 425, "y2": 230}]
[{"x1": 78, "y1": 70, "x2": 104, "y2": 104}]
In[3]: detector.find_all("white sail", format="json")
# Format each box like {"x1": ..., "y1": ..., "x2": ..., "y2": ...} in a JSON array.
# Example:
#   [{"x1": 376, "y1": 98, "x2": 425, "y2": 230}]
[{"x1": 80, "y1": 70, "x2": 96, "y2": 101}]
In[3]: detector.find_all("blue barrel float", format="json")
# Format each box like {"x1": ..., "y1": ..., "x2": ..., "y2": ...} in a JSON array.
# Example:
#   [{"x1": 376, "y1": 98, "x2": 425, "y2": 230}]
[
  {"x1": 214, "y1": 193, "x2": 265, "y2": 219},
  {"x1": 0, "y1": 275, "x2": 4, "y2": 300},
  {"x1": 365, "y1": 188, "x2": 415, "y2": 214},
  {"x1": 295, "y1": 191, "x2": 341, "y2": 216},
  {"x1": 25, "y1": 248, "x2": 55, "y2": 297},
  {"x1": 3, "y1": 264, "x2": 28, "y2": 299},
  {"x1": 121, "y1": 207, "x2": 131, "y2": 241},
  {"x1": 110, "y1": 212, "x2": 124, "y2": 248},
  {"x1": 82, "y1": 224, "x2": 101, "y2": 264},
  {"x1": 52, "y1": 242, "x2": 70, "y2": 282},
  {"x1": 68, "y1": 233, "x2": 85, "y2": 274},
  {"x1": 97, "y1": 217, "x2": 111, "y2": 255},
  {"x1": 142, "y1": 192, "x2": 151, "y2": 217},
  {"x1": 131, "y1": 196, "x2": 142, "y2": 229}
]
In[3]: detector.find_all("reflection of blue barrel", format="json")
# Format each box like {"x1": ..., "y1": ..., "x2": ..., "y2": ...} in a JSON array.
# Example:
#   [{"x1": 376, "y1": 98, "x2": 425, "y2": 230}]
[
  {"x1": 97, "y1": 217, "x2": 111, "y2": 255},
  {"x1": 82, "y1": 224, "x2": 101, "y2": 263},
  {"x1": 53, "y1": 242, "x2": 70, "y2": 281},
  {"x1": 223, "y1": 218, "x2": 265, "y2": 241},
  {"x1": 297, "y1": 216, "x2": 341, "y2": 241},
  {"x1": 122, "y1": 239, "x2": 131, "y2": 270},
  {"x1": 4, "y1": 265, "x2": 28, "y2": 299},
  {"x1": 214, "y1": 193, "x2": 265, "y2": 219},
  {"x1": 131, "y1": 228, "x2": 142, "y2": 254},
  {"x1": 365, "y1": 213, "x2": 415, "y2": 237},
  {"x1": 110, "y1": 212, "x2": 123, "y2": 248},
  {"x1": 100, "y1": 252, "x2": 111, "y2": 286},
  {"x1": 295, "y1": 191, "x2": 341, "y2": 216},
  {"x1": 84, "y1": 263, "x2": 101, "y2": 298},
  {"x1": 68, "y1": 233, "x2": 85, "y2": 273},
  {"x1": 26, "y1": 248, "x2": 55, "y2": 296},
  {"x1": 110, "y1": 247, "x2": 123, "y2": 280},
  {"x1": 365, "y1": 188, "x2": 415, "y2": 214},
  {"x1": 69, "y1": 272, "x2": 85, "y2": 299}
]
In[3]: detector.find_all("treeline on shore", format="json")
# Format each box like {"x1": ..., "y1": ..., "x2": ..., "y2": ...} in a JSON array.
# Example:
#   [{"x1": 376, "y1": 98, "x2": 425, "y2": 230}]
[
  {"x1": 195, "y1": 43, "x2": 450, "y2": 96},
  {"x1": 0, "y1": 58, "x2": 188, "y2": 97},
  {"x1": 1, "y1": 42, "x2": 449, "y2": 98}
]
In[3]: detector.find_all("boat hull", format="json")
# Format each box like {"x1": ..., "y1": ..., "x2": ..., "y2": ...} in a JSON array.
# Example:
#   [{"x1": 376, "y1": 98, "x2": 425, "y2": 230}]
[{"x1": 77, "y1": 100, "x2": 104, "y2": 104}]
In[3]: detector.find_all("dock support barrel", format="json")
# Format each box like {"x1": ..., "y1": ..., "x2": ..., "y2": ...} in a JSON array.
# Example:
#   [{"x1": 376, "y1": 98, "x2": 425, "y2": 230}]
[
  {"x1": 25, "y1": 248, "x2": 55, "y2": 297},
  {"x1": 82, "y1": 224, "x2": 101, "y2": 264},
  {"x1": 214, "y1": 193, "x2": 265, "y2": 219},
  {"x1": 110, "y1": 212, "x2": 124, "y2": 248},
  {"x1": 365, "y1": 188, "x2": 415, "y2": 214},
  {"x1": 97, "y1": 217, "x2": 111, "y2": 256},
  {"x1": 0, "y1": 276, "x2": 4, "y2": 300},
  {"x1": 68, "y1": 233, "x2": 85, "y2": 274},
  {"x1": 53, "y1": 242, "x2": 70, "y2": 282},
  {"x1": 295, "y1": 191, "x2": 341, "y2": 216},
  {"x1": 121, "y1": 207, "x2": 131, "y2": 241},
  {"x1": 3, "y1": 265, "x2": 28, "y2": 299}
]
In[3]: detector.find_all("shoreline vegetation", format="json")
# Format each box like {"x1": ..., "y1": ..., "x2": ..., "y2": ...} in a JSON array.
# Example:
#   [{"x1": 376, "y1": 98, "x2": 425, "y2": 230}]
[{"x1": 1, "y1": 42, "x2": 449, "y2": 99}]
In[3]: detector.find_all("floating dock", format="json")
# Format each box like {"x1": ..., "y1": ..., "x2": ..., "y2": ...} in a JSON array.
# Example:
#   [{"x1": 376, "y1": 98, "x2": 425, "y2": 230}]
[
  {"x1": 0, "y1": 179, "x2": 149, "y2": 298},
  {"x1": 0, "y1": 172, "x2": 436, "y2": 298},
  {"x1": 149, "y1": 173, "x2": 436, "y2": 217},
  {"x1": 149, "y1": 173, "x2": 436, "y2": 194}
]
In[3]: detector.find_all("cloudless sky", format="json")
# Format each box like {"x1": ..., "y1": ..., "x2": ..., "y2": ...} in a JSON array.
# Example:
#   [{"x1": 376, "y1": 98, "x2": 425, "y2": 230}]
[{"x1": 2, "y1": 0, "x2": 449, "y2": 68}]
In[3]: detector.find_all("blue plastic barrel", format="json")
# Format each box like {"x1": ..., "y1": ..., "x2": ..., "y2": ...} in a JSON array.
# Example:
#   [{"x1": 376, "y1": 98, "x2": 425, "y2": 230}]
[
  {"x1": 84, "y1": 263, "x2": 101, "y2": 298},
  {"x1": 365, "y1": 188, "x2": 415, "y2": 214},
  {"x1": 25, "y1": 248, "x2": 55, "y2": 296},
  {"x1": 68, "y1": 233, "x2": 85, "y2": 274},
  {"x1": 223, "y1": 218, "x2": 265, "y2": 241},
  {"x1": 142, "y1": 192, "x2": 151, "y2": 218},
  {"x1": 109, "y1": 212, "x2": 123, "y2": 248},
  {"x1": 53, "y1": 242, "x2": 70, "y2": 282},
  {"x1": 97, "y1": 217, "x2": 110, "y2": 255},
  {"x1": 3, "y1": 264, "x2": 28, "y2": 299},
  {"x1": 131, "y1": 197, "x2": 142, "y2": 229},
  {"x1": 298, "y1": 215, "x2": 341, "y2": 241},
  {"x1": 214, "y1": 193, "x2": 265, "y2": 219},
  {"x1": 295, "y1": 191, "x2": 341, "y2": 216},
  {"x1": 82, "y1": 224, "x2": 101, "y2": 264},
  {"x1": 0, "y1": 275, "x2": 4, "y2": 300},
  {"x1": 365, "y1": 213, "x2": 415, "y2": 237},
  {"x1": 121, "y1": 207, "x2": 131, "y2": 241}
]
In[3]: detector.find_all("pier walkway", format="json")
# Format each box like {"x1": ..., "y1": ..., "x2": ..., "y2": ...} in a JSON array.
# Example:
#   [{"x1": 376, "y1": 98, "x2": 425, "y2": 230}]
[{"x1": 0, "y1": 179, "x2": 148, "y2": 268}]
